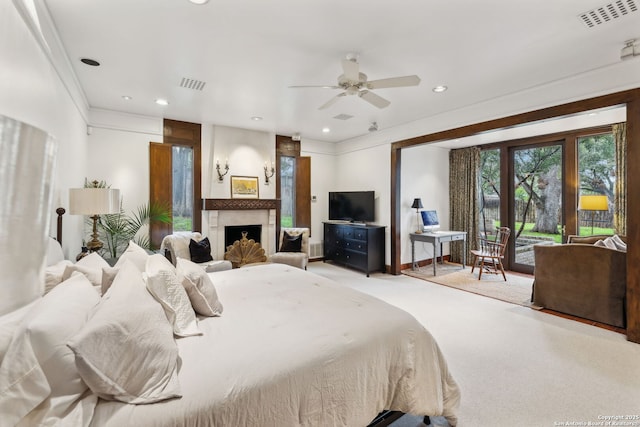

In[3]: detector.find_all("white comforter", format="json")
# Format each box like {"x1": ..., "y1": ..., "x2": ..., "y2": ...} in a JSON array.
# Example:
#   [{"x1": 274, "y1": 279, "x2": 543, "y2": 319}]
[{"x1": 90, "y1": 264, "x2": 460, "y2": 426}]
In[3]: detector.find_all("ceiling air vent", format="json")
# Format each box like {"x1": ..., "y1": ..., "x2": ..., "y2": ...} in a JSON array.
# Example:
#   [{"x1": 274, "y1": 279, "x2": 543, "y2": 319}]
[
  {"x1": 333, "y1": 114, "x2": 353, "y2": 120},
  {"x1": 180, "y1": 77, "x2": 206, "y2": 91},
  {"x1": 578, "y1": 0, "x2": 638, "y2": 28}
]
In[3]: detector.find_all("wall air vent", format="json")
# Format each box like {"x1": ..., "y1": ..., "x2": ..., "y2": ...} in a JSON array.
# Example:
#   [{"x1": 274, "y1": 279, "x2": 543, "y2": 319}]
[
  {"x1": 578, "y1": 0, "x2": 638, "y2": 28},
  {"x1": 333, "y1": 114, "x2": 353, "y2": 120},
  {"x1": 180, "y1": 77, "x2": 206, "y2": 91}
]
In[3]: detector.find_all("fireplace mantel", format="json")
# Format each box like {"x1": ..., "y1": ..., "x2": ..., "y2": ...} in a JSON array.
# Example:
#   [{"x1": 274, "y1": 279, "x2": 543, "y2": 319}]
[
  {"x1": 202, "y1": 199, "x2": 279, "y2": 259},
  {"x1": 202, "y1": 198, "x2": 279, "y2": 211}
]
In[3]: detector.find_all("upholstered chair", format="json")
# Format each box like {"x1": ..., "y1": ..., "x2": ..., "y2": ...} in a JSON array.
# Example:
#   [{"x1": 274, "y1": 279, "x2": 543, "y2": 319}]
[
  {"x1": 160, "y1": 231, "x2": 231, "y2": 272},
  {"x1": 268, "y1": 227, "x2": 310, "y2": 270}
]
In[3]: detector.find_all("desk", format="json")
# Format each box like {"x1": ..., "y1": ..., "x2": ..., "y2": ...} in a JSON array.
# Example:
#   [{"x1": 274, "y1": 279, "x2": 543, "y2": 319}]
[{"x1": 410, "y1": 231, "x2": 467, "y2": 275}]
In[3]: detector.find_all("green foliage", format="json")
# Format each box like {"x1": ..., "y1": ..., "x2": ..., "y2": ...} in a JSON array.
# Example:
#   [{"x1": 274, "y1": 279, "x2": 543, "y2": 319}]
[
  {"x1": 281, "y1": 216, "x2": 293, "y2": 227},
  {"x1": 97, "y1": 201, "x2": 172, "y2": 259},
  {"x1": 173, "y1": 216, "x2": 192, "y2": 232}
]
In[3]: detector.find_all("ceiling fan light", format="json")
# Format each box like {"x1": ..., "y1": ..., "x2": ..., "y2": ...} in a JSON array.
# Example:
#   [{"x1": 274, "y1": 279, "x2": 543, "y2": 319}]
[{"x1": 432, "y1": 85, "x2": 448, "y2": 93}]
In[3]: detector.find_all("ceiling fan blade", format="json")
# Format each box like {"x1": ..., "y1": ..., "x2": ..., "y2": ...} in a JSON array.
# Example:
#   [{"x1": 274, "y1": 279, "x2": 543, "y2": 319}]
[
  {"x1": 366, "y1": 75, "x2": 421, "y2": 89},
  {"x1": 341, "y1": 58, "x2": 360, "y2": 82},
  {"x1": 288, "y1": 85, "x2": 340, "y2": 89},
  {"x1": 358, "y1": 90, "x2": 391, "y2": 109},
  {"x1": 318, "y1": 92, "x2": 347, "y2": 110}
]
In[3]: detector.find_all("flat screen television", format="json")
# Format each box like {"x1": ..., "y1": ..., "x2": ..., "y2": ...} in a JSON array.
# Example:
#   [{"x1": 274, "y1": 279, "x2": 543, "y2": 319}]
[{"x1": 329, "y1": 191, "x2": 375, "y2": 223}]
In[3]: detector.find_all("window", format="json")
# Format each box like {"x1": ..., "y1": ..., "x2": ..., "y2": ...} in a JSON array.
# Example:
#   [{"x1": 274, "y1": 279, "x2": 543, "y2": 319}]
[
  {"x1": 149, "y1": 119, "x2": 202, "y2": 247},
  {"x1": 275, "y1": 135, "x2": 311, "y2": 231},
  {"x1": 577, "y1": 132, "x2": 615, "y2": 235},
  {"x1": 280, "y1": 155, "x2": 295, "y2": 227},
  {"x1": 172, "y1": 145, "x2": 194, "y2": 231}
]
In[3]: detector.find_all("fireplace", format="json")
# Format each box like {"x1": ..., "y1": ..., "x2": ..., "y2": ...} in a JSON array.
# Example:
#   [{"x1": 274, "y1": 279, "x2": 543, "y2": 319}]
[
  {"x1": 202, "y1": 199, "x2": 279, "y2": 259},
  {"x1": 225, "y1": 224, "x2": 262, "y2": 248}
]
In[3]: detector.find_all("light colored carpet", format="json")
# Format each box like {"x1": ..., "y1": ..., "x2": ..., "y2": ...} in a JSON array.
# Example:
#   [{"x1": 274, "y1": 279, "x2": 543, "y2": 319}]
[
  {"x1": 402, "y1": 262, "x2": 539, "y2": 308},
  {"x1": 308, "y1": 262, "x2": 640, "y2": 427}
]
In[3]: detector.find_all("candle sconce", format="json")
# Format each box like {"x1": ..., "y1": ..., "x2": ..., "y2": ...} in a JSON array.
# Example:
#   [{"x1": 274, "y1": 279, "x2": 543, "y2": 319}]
[
  {"x1": 216, "y1": 159, "x2": 229, "y2": 182},
  {"x1": 264, "y1": 162, "x2": 275, "y2": 185}
]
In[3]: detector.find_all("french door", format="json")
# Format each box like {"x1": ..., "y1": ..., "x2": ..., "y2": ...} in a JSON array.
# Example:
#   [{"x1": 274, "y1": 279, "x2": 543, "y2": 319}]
[{"x1": 508, "y1": 142, "x2": 564, "y2": 274}]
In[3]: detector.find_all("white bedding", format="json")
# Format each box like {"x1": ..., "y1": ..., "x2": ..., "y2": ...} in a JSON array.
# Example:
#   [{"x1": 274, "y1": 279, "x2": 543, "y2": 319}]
[{"x1": 90, "y1": 263, "x2": 460, "y2": 427}]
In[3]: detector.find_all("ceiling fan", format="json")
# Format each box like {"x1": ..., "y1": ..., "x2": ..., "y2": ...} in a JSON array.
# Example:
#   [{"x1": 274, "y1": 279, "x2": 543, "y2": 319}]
[{"x1": 289, "y1": 56, "x2": 421, "y2": 110}]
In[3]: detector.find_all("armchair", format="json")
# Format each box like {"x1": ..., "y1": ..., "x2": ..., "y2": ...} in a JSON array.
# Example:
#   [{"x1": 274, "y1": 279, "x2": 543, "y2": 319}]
[
  {"x1": 268, "y1": 227, "x2": 310, "y2": 270},
  {"x1": 160, "y1": 231, "x2": 231, "y2": 272}
]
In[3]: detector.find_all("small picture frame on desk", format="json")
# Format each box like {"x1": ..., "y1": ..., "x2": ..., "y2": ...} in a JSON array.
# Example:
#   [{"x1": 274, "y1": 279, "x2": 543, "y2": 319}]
[{"x1": 230, "y1": 176, "x2": 259, "y2": 199}]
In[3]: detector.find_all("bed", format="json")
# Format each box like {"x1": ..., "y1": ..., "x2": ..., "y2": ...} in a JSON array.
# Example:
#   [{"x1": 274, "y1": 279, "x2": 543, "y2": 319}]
[{"x1": 0, "y1": 229, "x2": 460, "y2": 426}]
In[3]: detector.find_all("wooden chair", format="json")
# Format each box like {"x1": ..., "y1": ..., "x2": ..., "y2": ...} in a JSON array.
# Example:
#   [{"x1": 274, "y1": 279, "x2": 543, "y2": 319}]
[{"x1": 471, "y1": 226, "x2": 511, "y2": 280}]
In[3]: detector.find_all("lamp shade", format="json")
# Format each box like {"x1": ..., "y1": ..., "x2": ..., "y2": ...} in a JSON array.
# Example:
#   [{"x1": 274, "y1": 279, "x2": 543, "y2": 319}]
[
  {"x1": 411, "y1": 198, "x2": 424, "y2": 209},
  {"x1": 69, "y1": 188, "x2": 120, "y2": 215},
  {"x1": 578, "y1": 195, "x2": 608, "y2": 211}
]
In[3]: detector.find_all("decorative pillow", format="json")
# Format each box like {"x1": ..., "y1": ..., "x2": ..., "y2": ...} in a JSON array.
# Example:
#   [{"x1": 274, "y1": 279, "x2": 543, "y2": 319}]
[
  {"x1": 601, "y1": 237, "x2": 618, "y2": 250},
  {"x1": 611, "y1": 234, "x2": 627, "y2": 251},
  {"x1": 44, "y1": 260, "x2": 73, "y2": 295},
  {"x1": 594, "y1": 239, "x2": 607, "y2": 248},
  {"x1": 114, "y1": 240, "x2": 149, "y2": 272},
  {"x1": 67, "y1": 261, "x2": 181, "y2": 404},
  {"x1": 176, "y1": 258, "x2": 224, "y2": 317},
  {"x1": 145, "y1": 254, "x2": 202, "y2": 337},
  {"x1": 189, "y1": 237, "x2": 213, "y2": 263},
  {"x1": 279, "y1": 231, "x2": 302, "y2": 252},
  {"x1": 62, "y1": 252, "x2": 110, "y2": 288},
  {"x1": 0, "y1": 273, "x2": 100, "y2": 426}
]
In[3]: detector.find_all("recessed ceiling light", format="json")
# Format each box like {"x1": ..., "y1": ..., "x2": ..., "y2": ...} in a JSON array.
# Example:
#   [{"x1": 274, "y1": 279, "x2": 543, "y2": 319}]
[
  {"x1": 322, "y1": 127, "x2": 330, "y2": 133},
  {"x1": 155, "y1": 98, "x2": 169, "y2": 106},
  {"x1": 122, "y1": 95, "x2": 132, "y2": 100},
  {"x1": 80, "y1": 58, "x2": 100, "y2": 67},
  {"x1": 251, "y1": 116, "x2": 263, "y2": 121},
  {"x1": 188, "y1": 0, "x2": 209, "y2": 4},
  {"x1": 432, "y1": 85, "x2": 448, "y2": 93}
]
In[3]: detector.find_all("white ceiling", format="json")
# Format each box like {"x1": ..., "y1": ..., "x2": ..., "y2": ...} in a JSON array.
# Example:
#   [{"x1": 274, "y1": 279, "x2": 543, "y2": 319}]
[{"x1": 40, "y1": 0, "x2": 640, "y2": 143}]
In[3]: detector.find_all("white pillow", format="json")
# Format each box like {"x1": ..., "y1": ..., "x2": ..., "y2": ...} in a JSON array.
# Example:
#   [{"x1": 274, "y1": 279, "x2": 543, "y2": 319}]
[
  {"x1": 0, "y1": 300, "x2": 39, "y2": 366},
  {"x1": 44, "y1": 260, "x2": 73, "y2": 295},
  {"x1": 67, "y1": 260, "x2": 181, "y2": 404},
  {"x1": 0, "y1": 273, "x2": 100, "y2": 426},
  {"x1": 62, "y1": 252, "x2": 110, "y2": 288},
  {"x1": 114, "y1": 240, "x2": 149, "y2": 272},
  {"x1": 611, "y1": 234, "x2": 627, "y2": 251},
  {"x1": 176, "y1": 258, "x2": 224, "y2": 317},
  {"x1": 145, "y1": 254, "x2": 201, "y2": 337},
  {"x1": 602, "y1": 237, "x2": 619, "y2": 250},
  {"x1": 101, "y1": 266, "x2": 120, "y2": 295},
  {"x1": 46, "y1": 237, "x2": 65, "y2": 266}
]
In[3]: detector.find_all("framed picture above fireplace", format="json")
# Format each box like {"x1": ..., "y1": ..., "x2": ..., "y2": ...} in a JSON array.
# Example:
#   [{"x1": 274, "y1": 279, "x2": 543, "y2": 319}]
[{"x1": 230, "y1": 175, "x2": 259, "y2": 199}]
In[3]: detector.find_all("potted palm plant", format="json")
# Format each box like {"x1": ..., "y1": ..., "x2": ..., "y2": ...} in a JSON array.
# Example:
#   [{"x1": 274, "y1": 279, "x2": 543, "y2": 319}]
[{"x1": 84, "y1": 179, "x2": 171, "y2": 261}]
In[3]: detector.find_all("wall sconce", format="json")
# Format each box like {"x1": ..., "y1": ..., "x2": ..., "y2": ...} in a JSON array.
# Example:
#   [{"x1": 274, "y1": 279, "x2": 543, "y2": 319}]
[
  {"x1": 216, "y1": 158, "x2": 229, "y2": 182},
  {"x1": 264, "y1": 161, "x2": 275, "y2": 185}
]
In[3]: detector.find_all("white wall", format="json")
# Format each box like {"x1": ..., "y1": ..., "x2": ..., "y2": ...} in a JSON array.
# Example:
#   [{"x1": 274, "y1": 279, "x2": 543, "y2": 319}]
[
  {"x1": 301, "y1": 138, "x2": 337, "y2": 243},
  {"x1": 401, "y1": 144, "x2": 450, "y2": 265},
  {"x1": 0, "y1": 1, "x2": 89, "y2": 260}
]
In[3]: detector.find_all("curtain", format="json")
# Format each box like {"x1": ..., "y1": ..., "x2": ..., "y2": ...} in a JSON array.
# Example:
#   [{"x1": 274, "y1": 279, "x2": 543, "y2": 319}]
[
  {"x1": 613, "y1": 122, "x2": 627, "y2": 235},
  {"x1": 449, "y1": 146, "x2": 480, "y2": 265}
]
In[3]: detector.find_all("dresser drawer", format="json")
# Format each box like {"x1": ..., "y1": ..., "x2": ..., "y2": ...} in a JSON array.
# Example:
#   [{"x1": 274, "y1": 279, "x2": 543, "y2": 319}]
[
  {"x1": 343, "y1": 238, "x2": 367, "y2": 253},
  {"x1": 343, "y1": 227, "x2": 368, "y2": 242}
]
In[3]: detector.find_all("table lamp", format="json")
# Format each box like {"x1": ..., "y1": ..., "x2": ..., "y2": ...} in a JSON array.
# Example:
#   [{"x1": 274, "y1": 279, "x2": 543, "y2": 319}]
[
  {"x1": 69, "y1": 187, "x2": 120, "y2": 252},
  {"x1": 411, "y1": 198, "x2": 424, "y2": 234},
  {"x1": 578, "y1": 194, "x2": 608, "y2": 235}
]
